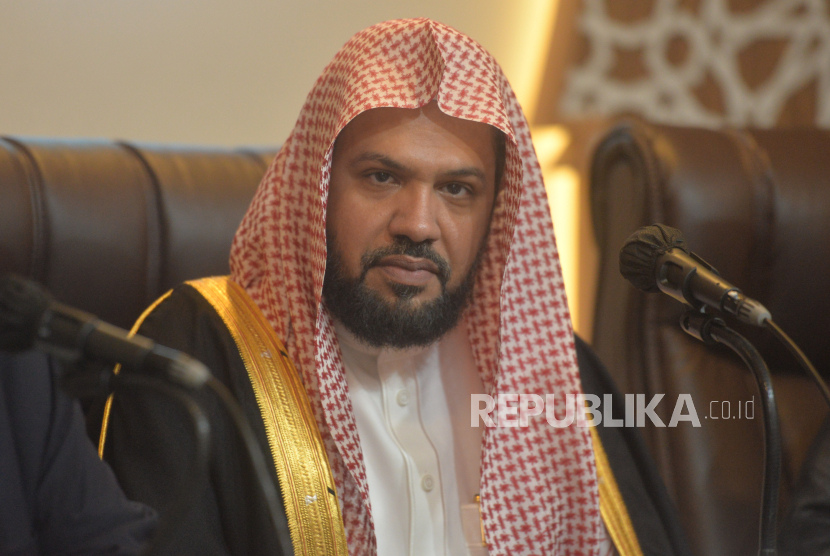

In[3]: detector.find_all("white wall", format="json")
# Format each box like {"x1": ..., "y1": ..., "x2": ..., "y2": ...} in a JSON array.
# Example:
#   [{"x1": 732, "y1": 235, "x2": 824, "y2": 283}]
[{"x1": 1, "y1": 0, "x2": 555, "y2": 146}]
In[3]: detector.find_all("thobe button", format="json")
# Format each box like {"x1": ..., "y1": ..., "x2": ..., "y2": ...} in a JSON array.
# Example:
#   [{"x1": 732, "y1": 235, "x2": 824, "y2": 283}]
[
  {"x1": 421, "y1": 474, "x2": 435, "y2": 492},
  {"x1": 396, "y1": 389, "x2": 410, "y2": 407}
]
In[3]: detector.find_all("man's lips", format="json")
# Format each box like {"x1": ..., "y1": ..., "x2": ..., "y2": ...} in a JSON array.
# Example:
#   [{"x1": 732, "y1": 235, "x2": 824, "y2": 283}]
[
  {"x1": 374, "y1": 255, "x2": 439, "y2": 286},
  {"x1": 377, "y1": 255, "x2": 440, "y2": 273}
]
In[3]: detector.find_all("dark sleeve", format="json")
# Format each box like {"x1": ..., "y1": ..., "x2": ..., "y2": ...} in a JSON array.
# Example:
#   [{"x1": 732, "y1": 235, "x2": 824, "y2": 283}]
[
  {"x1": 575, "y1": 334, "x2": 694, "y2": 556},
  {"x1": 778, "y1": 415, "x2": 830, "y2": 556},
  {"x1": 0, "y1": 351, "x2": 157, "y2": 556},
  {"x1": 103, "y1": 284, "x2": 292, "y2": 556}
]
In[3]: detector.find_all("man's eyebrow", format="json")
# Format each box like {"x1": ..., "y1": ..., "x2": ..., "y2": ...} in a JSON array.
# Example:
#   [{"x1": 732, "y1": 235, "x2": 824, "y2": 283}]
[
  {"x1": 349, "y1": 152, "x2": 408, "y2": 172},
  {"x1": 350, "y1": 152, "x2": 488, "y2": 182},
  {"x1": 442, "y1": 167, "x2": 487, "y2": 182}
]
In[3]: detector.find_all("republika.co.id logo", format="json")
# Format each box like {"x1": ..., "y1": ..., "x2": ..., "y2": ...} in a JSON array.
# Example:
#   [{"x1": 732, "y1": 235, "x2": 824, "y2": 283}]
[{"x1": 471, "y1": 393, "x2": 757, "y2": 428}]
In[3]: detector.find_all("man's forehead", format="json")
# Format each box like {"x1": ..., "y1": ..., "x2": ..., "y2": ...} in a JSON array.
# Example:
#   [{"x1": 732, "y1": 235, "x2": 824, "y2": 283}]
[
  {"x1": 335, "y1": 103, "x2": 494, "y2": 146},
  {"x1": 333, "y1": 103, "x2": 503, "y2": 165}
]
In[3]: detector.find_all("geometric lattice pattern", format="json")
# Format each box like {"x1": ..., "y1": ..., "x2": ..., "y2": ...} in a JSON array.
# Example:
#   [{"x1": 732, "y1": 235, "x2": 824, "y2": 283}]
[{"x1": 561, "y1": 0, "x2": 830, "y2": 128}]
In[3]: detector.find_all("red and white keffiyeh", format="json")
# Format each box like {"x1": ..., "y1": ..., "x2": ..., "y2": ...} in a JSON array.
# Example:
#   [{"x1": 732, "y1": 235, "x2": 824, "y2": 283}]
[{"x1": 230, "y1": 18, "x2": 602, "y2": 556}]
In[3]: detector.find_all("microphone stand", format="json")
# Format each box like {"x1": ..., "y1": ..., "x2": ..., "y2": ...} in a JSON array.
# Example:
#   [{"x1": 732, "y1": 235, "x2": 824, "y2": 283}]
[
  {"x1": 681, "y1": 310, "x2": 781, "y2": 556},
  {"x1": 59, "y1": 361, "x2": 212, "y2": 556},
  {"x1": 60, "y1": 357, "x2": 288, "y2": 555}
]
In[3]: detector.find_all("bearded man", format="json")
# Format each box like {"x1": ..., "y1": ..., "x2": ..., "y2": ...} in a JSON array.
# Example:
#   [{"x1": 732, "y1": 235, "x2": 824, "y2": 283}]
[{"x1": 101, "y1": 18, "x2": 691, "y2": 556}]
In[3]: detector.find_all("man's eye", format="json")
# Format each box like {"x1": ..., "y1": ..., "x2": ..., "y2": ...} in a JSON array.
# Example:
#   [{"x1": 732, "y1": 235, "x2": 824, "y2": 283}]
[
  {"x1": 444, "y1": 182, "x2": 470, "y2": 196},
  {"x1": 369, "y1": 172, "x2": 392, "y2": 183}
]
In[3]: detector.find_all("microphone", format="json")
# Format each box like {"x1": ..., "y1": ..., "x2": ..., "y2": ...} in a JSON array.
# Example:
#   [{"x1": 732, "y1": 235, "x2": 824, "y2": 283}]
[
  {"x1": 0, "y1": 274, "x2": 209, "y2": 388},
  {"x1": 619, "y1": 224, "x2": 771, "y2": 326}
]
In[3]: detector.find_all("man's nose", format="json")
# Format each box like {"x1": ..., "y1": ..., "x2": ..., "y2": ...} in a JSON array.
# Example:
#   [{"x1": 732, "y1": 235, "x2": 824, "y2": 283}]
[{"x1": 387, "y1": 184, "x2": 441, "y2": 244}]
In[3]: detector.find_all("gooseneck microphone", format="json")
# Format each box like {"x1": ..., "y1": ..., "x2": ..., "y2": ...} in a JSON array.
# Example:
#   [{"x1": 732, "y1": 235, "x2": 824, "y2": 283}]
[
  {"x1": 619, "y1": 224, "x2": 771, "y2": 326},
  {"x1": 1, "y1": 274, "x2": 289, "y2": 554},
  {"x1": 620, "y1": 225, "x2": 784, "y2": 556},
  {"x1": 0, "y1": 273, "x2": 209, "y2": 388}
]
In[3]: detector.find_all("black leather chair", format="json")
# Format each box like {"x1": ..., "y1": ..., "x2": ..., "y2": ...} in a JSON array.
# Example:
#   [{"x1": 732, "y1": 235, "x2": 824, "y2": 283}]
[
  {"x1": 0, "y1": 136, "x2": 275, "y2": 329},
  {"x1": 589, "y1": 120, "x2": 830, "y2": 556}
]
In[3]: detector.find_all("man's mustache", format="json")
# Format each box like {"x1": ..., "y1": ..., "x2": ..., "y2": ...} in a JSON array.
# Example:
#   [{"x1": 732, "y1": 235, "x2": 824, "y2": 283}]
[{"x1": 360, "y1": 239, "x2": 451, "y2": 286}]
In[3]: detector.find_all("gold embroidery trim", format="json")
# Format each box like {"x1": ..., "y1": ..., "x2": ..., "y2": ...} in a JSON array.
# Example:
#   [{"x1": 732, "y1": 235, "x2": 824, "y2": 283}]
[
  {"x1": 189, "y1": 276, "x2": 348, "y2": 556},
  {"x1": 98, "y1": 289, "x2": 173, "y2": 458},
  {"x1": 590, "y1": 426, "x2": 645, "y2": 556}
]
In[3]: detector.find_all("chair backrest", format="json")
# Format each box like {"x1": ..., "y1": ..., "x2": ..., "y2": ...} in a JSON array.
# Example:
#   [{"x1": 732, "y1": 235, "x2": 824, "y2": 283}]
[
  {"x1": 0, "y1": 136, "x2": 275, "y2": 329},
  {"x1": 590, "y1": 120, "x2": 830, "y2": 556}
]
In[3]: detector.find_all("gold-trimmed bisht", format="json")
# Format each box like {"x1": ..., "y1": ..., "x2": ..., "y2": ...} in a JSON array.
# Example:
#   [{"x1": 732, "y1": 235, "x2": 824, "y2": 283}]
[
  {"x1": 590, "y1": 426, "x2": 645, "y2": 556},
  {"x1": 98, "y1": 276, "x2": 348, "y2": 556}
]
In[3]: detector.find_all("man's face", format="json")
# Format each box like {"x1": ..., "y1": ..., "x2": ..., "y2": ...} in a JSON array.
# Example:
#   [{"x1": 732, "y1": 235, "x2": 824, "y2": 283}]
[{"x1": 324, "y1": 102, "x2": 498, "y2": 347}]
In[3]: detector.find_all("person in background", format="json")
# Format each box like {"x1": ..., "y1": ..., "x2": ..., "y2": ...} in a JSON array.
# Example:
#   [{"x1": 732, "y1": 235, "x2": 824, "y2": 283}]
[
  {"x1": 1, "y1": 351, "x2": 156, "y2": 556},
  {"x1": 779, "y1": 415, "x2": 830, "y2": 556}
]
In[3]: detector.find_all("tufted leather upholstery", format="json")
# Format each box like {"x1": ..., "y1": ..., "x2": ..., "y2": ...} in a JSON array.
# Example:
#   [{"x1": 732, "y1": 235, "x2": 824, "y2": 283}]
[
  {"x1": 0, "y1": 137, "x2": 275, "y2": 329},
  {"x1": 590, "y1": 120, "x2": 830, "y2": 556}
]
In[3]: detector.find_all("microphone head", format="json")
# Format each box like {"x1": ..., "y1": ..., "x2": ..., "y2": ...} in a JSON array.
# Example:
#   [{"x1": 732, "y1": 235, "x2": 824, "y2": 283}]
[
  {"x1": 0, "y1": 274, "x2": 51, "y2": 352},
  {"x1": 619, "y1": 224, "x2": 687, "y2": 292}
]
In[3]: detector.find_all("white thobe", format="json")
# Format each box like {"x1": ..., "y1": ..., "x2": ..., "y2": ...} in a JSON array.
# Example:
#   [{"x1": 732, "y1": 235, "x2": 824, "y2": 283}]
[{"x1": 336, "y1": 320, "x2": 489, "y2": 556}]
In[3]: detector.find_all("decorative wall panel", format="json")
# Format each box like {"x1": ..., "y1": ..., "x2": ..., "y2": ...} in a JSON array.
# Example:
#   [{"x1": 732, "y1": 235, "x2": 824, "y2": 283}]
[{"x1": 559, "y1": 0, "x2": 830, "y2": 127}]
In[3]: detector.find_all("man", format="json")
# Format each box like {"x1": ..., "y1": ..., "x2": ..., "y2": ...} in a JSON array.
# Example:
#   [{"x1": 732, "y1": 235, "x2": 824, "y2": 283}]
[{"x1": 101, "y1": 18, "x2": 690, "y2": 556}]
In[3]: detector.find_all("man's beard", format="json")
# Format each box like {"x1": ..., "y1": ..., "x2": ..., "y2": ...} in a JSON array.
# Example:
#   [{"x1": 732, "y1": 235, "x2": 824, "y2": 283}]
[{"x1": 323, "y1": 236, "x2": 482, "y2": 349}]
